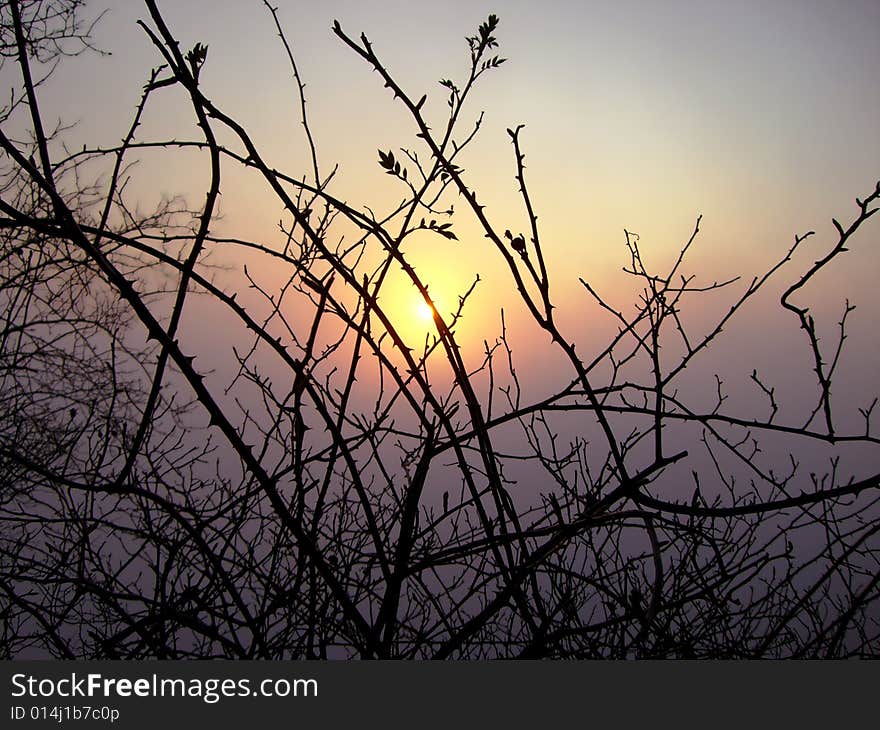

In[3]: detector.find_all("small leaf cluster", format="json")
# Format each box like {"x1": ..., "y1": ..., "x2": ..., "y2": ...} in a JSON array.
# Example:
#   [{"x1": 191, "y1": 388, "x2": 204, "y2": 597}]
[
  {"x1": 439, "y1": 78, "x2": 460, "y2": 107},
  {"x1": 468, "y1": 14, "x2": 500, "y2": 56},
  {"x1": 378, "y1": 149, "x2": 408, "y2": 181},
  {"x1": 479, "y1": 55, "x2": 506, "y2": 72},
  {"x1": 186, "y1": 42, "x2": 208, "y2": 78},
  {"x1": 467, "y1": 16, "x2": 506, "y2": 73},
  {"x1": 419, "y1": 217, "x2": 457, "y2": 240}
]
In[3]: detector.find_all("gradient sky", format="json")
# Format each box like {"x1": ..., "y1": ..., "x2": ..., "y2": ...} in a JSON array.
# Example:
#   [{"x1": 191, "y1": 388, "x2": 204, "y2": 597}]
[{"x1": 27, "y1": 0, "x2": 880, "y2": 411}]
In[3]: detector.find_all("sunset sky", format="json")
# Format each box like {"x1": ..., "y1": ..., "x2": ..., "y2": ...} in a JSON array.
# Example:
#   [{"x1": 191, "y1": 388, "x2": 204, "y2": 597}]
[
  {"x1": 5, "y1": 0, "x2": 880, "y2": 662},
  {"x1": 30, "y1": 0, "x2": 880, "y2": 406}
]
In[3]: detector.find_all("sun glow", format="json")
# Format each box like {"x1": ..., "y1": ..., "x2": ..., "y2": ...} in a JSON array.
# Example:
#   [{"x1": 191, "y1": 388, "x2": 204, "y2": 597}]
[
  {"x1": 380, "y1": 261, "x2": 485, "y2": 348},
  {"x1": 416, "y1": 299, "x2": 436, "y2": 322}
]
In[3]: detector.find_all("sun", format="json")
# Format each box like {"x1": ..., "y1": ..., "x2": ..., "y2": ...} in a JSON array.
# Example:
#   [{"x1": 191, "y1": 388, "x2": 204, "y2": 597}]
[{"x1": 416, "y1": 299, "x2": 435, "y2": 322}]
